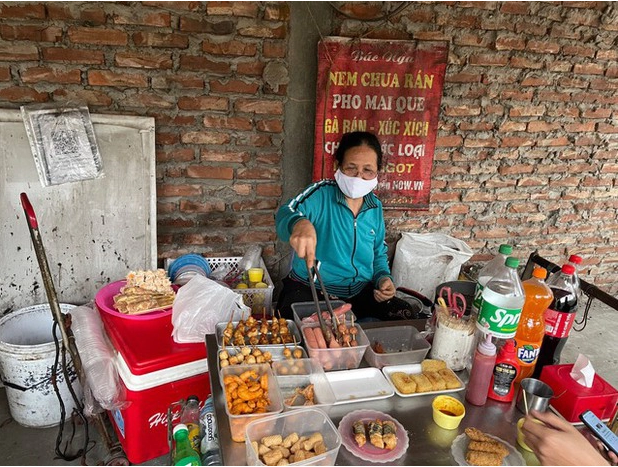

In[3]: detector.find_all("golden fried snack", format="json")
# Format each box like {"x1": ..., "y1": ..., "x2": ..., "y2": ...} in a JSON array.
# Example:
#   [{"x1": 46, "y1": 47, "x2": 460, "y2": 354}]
[
  {"x1": 465, "y1": 450, "x2": 505, "y2": 466},
  {"x1": 410, "y1": 373, "x2": 432, "y2": 392},
  {"x1": 368, "y1": 420, "x2": 384, "y2": 449},
  {"x1": 424, "y1": 371, "x2": 446, "y2": 391},
  {"x1": 421, "y1": 359, "x2": 447, "y2": 373},
  {"x1": 465, "y1": 427, "x2": 495, "y2": 443},
  {"x1": 438, "y1": 368, "x2": 461, "y2": 389},
  {"x1": 353, "y1": 420, "x2": 366, "y2": 447},
  {"x1": 382, "y1": 420, "x2": 397, "y2": 450},
  {"x1": 391, "y1": 372, "x2": 417, "y2": 394},
  {"x1": 468, "y1": 440, "x2": 509, "y2": 457}
]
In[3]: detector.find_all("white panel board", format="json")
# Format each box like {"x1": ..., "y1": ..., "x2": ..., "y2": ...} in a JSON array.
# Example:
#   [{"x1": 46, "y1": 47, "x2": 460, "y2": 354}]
[{"x1": 0, "y1": 110, "x2": 156, "y2": 314}]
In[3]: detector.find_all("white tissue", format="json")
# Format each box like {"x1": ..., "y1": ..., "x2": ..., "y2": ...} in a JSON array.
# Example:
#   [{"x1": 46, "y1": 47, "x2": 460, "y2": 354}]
[{"x1": 570, "y1": 354, "x2": 595, "y2": 388}]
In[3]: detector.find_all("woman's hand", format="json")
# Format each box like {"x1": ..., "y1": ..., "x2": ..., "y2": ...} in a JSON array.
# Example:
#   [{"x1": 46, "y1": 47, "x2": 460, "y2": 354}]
[
  {"x1": 374, "y1": 277, "x2": 396, "y2": 302},
  {"x1": 522, "y1": 409, "x2": 611, "y2": 466},
  {"x1": 289, "y1": 219, "x2": 317, "y2": 268}
]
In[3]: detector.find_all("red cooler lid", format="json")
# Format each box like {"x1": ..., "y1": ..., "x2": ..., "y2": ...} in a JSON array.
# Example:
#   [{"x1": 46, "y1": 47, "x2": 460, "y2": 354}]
[{"x1": 99, "y1": 309, "x2": 207, "y2": 376}]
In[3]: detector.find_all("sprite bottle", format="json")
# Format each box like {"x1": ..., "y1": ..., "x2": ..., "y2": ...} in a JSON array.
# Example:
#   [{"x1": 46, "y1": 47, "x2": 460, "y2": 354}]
[{"x1": 476, "y1": 257, "x2": 525, "y2": 339}]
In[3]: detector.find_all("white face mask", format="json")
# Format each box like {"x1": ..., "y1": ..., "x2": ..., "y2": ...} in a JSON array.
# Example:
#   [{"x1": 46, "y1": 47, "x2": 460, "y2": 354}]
[{"x1": 334, "y1": 169, "x2": 378, "y2": 199}]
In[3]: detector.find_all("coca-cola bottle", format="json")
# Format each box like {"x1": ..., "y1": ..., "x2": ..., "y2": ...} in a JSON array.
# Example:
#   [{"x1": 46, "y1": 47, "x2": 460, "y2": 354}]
[{"x1": 532, "y1": 264, "x2": 578, "y2": 378}]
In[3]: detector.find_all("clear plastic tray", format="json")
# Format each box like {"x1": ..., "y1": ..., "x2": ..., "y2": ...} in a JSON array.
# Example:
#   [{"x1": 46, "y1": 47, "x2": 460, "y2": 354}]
[
  {"x1": 364, "y1": 326, "x2": 431, "y2": 369},
  {"x1": 325, "y1": 368, "x2": 394, "y2": 405},
  {"x1": 272, "y1": 358, "x2": 337, "y2": 415},
  {"x1": 301, "y1": 322, "x2": 369, "y2": 371},
  {"x1": 215, "y1": 319, "x2": 301, "y2": 348},
  {"x1": 291, "y1": 300, "x2": 350, "y2": 330},
  {"x1": 217, "y1": 345, "x2": 308, "y2": 380},
  {"x1": 220, "y1": 364, "x2": 283, "y2": 442},
  {"x1": 245, "y1": 408, "x2": 341, "y2": 466},
  {"x1": 382, "y1": 363, "x2": 465, "y2": 398}
]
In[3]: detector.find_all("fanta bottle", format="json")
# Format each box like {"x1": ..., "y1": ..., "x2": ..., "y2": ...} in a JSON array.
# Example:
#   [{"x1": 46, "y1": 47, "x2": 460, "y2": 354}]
[{"x1": 514, "y1": 267, "x2": 553, "y2": 383}]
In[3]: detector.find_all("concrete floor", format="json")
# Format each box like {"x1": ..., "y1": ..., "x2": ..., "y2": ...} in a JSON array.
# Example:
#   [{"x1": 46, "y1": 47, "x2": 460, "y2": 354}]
[{"x1": 0, "y1": 300, "x2": 616, "y2": 465}]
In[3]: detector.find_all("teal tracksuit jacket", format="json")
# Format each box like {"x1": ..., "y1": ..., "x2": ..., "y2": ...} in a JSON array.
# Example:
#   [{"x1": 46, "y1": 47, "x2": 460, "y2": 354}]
[{"x1": 275, "y1": 179, "x2": 392, "y2": 298}]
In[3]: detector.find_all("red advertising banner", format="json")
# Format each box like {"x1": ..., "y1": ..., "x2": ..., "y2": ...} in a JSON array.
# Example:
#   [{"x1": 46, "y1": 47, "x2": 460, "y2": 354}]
[{"x1": 313, "y1": 37, "x2": 448, "y2": 209}]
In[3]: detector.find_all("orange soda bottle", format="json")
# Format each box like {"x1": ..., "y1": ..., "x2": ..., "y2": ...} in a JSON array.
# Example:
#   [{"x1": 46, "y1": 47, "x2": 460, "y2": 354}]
[{"x1": 514, "y1": 267, "x2": 554, "y2": 383}]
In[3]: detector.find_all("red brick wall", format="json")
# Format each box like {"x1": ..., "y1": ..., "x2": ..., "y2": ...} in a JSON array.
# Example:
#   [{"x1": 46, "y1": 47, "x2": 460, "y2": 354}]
[
  {"x1": 0, "y1": 1, "x2": 289, "y2": 264},
  {"x1": 332, "y1": 1, "x2": 618, "y2": 292},
  {"x1": 1, "y1": 2, "x2": 617, "y2": 292}
]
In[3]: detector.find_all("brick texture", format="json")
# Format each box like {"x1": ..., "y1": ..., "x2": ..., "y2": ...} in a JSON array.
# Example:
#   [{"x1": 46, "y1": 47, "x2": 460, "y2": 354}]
[{"x1": 0, "y1": 2, "x2": 617, "y2": 293}]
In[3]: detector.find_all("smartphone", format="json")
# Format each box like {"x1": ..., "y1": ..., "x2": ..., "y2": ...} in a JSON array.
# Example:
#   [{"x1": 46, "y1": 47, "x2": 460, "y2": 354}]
[{"x1": 579, "y1": 410, "x2": 618, "y2": 456}]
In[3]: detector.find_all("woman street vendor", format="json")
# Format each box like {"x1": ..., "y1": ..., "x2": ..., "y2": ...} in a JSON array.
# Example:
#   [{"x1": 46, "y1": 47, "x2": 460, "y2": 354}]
[{"x1": 275, "y1": 131, "x2": 416, "y2": 321}]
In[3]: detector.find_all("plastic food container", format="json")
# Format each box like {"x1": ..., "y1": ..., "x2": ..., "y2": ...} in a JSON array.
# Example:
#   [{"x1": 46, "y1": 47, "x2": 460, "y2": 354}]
[
  {"x1": 217, "y1": 345, "x2": 308, "y2": 375},
  {"x1": 431, "y1": 395, "x2": 465, "y2": 430},
  {"x1": 95, "y1": 280, "x2": 174, "y2": 322},
  {"x1": 221, "y1": 364, "x2": 283, "y2": 442},
  {"x1": 272, "y1": 358, "x2": 337, "y2": 415},
  {"x1": 245, "y1": 407, "x2": 341, "y2": 466},
  {"x1": 215, "y1": 320, "x2": 302, "y2": 348},
  {"x1": 291, "y1": 300, "x2": 350, "y2": 330},
  {"x1": 300, "y1": 323, "x2": 369, "y2": 371},
  {"x1": 364, "y1": 326, "x2": 431, "y2": 369}
]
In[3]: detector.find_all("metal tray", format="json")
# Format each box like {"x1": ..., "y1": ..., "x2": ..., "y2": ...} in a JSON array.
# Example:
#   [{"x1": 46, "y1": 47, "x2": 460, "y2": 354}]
[
  {"x1": 382, "y1": 363, "x2": 466, "y2": 398},
  {"x1": 325, "y1": 367, "x2": 394, "y2": 405},
  {"x1": 215, "y1": 319, "x2": 301, "y2": 348}
]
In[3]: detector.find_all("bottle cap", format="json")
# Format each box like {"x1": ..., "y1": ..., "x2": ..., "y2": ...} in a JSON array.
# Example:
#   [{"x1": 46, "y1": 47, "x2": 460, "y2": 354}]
[
  {"x1": 568, "y1": 254, "x2": 583, "y2": 264},
  {"x1": 501, "y1": 339, "x2": 516, "y2": 354},
  {"x1": 478, "y1": 333, "x2": 496, "y2": 356},
  {"x1": 505, "y1": 257, "x2": 519, "y2": 269},
  {"x1": 532, "y1": 267, "x2": 547, "y2": 280},
  {"x1": 498, "y1": 244, "x2": 513, "y2": 255},
  {"x1": 187, "y1": 395, "x2": 200, "y2": 403},
  {"x1": 562, "y1": 264, "x2": 576, "y2": 275},
  {"x1": 173, "y1": 424, "x2": 189, "y2": 436}
]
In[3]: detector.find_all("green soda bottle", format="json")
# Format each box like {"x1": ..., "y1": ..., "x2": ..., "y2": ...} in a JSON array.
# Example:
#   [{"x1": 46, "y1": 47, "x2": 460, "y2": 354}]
[{"x1": 173, "y1": 424, "x2": 202, "y2": 466}]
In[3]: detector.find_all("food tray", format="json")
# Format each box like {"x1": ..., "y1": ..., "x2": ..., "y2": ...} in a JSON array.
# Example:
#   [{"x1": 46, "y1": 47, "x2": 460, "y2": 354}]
[
  {"x1": 245, "y1": 408, "x2": 342, "y2": 466},
  {"x1": 291, "y1": 300, "x2": 351, "y2": 330},
  {"x1": 217, "y1": 345, "x2": 308, "y2": 376},
  {"x1": 220, "y1": 363, "x2": 283, "y2": 443},
  {"x1": 364, "y1": 326, "x2": 431, "y2": 369},
  {"x1": 325, "y1": 368, "x2": 394, "y2": 405},
  {"x1": 215, "y1": 320, "x2": 301, "y2": 348},
  {"x1": 301, "y1": 322, "x2": 369, "y2": 371},
  {"x1": 273, "y1": 358, "x2": 337, "y2": 415},
  {"x1": 451, "y1": 432, "x2": 524, "y2": 466},
  {"x1": 338, "y1": 409, "x2": 408, "y2": 463},
  {"x1": 382, "y1": 363, "x2": 465, "y2": 398}
]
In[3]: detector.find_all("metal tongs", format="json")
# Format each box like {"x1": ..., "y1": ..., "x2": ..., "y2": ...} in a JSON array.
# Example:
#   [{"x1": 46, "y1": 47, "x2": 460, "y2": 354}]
[{"x1": 306, "y1": 262, "x2": 342, "y2": 344}]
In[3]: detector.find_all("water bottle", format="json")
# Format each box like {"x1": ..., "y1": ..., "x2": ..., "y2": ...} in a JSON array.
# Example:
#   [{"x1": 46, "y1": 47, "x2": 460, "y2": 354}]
[
  {"x1": 533, "y1": 264, "x2": 578, "y2": 378},
  {"x1": 471, "y1": 244, "x2": 513, "y2": 314},
  {"x1": 173, "y1": 424, "x2": 201, "y2": 466},
  {"x1": 200, "y1": 396, "x2": 222, "y2": 466},
  {"x1": 180, "y1": 396, "x2": 201, "y2": 456},
  {"x1": 476, "y1": 257, "x2": 525, "y2": 339}
]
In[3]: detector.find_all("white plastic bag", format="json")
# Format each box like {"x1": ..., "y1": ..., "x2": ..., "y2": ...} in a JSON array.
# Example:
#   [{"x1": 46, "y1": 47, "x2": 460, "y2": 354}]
[
  {"x1": 391, "y1": 233, "x2": 473, "y2": 300},
  {"x1": 172, "y1": 275, "x2": 250, "y2": 343}
]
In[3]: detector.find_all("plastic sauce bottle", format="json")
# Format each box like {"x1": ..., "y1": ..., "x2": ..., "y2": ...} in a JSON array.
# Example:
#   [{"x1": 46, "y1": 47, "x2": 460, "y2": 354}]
[
  {"x1": 476, "y1": 257, "x2": 526, "y2": 339},
  {"x1": 487, "y1": 339, "x2": 520, "y2": 402},
  {"x1": 466, "y1": 333, "x2": 497, "y2": 406},
  {"x1": 181, "y1": 396, "x2": 202, "y2": 456},
  {"x1": 173, "y1": 424, "x2": 202, "y2": 466},
  {"x1": 472, "y1": 244, "x2": 513, "y2": 314},
  {"x1": 514, "y1": 267, "x2": 554, "y2": 383},
  {"x1": 533, "y1": 264, "x2": 578, "y2": 378}
]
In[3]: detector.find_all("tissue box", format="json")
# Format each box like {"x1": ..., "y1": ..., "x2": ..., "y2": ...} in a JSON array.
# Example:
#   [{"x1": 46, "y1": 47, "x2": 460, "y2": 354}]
[{"x1": 540, "y1": 364, "x2": 618, "y2": 423}]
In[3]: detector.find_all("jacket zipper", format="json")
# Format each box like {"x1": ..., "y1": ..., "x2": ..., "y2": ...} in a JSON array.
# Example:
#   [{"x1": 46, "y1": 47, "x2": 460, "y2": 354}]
[{"x1": 350, "y1": 217, "x2": 359, "y2": 294}]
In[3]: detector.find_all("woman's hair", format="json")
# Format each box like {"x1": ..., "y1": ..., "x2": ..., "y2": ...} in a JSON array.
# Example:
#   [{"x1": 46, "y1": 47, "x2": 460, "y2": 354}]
[{"x1": 334, "y1": 131, "x2": 383, "y2": 169}]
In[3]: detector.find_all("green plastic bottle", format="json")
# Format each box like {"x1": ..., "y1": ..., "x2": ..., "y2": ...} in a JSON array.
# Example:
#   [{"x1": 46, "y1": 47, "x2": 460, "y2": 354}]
[{"x1": 173, "y1": 424, "x2": 202, "y2": 466}]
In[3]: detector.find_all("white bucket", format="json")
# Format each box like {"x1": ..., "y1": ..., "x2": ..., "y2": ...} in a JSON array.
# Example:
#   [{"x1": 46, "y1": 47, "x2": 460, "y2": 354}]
[{"x1": 0, "y1": 303, "x2": 83, "y2": 428}]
